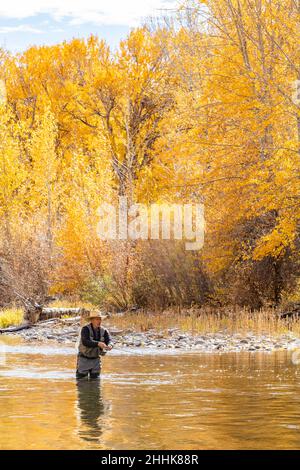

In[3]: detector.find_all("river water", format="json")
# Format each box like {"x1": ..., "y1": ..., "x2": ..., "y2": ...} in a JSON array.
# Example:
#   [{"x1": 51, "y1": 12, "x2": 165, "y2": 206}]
[{"x1": 1, "y1": 335, "x2": 300, "y2": 449}]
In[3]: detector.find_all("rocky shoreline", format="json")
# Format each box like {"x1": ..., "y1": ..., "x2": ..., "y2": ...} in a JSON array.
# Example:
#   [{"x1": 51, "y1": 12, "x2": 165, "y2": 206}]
[{"x1": 3, "y1": 317, "x2": 300, "y2": 353}]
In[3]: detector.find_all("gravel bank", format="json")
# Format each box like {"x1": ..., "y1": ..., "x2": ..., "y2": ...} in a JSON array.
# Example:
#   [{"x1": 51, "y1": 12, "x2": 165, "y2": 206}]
[{"x1": 4, "y1": 317, "x2": 300, "y2": 353}]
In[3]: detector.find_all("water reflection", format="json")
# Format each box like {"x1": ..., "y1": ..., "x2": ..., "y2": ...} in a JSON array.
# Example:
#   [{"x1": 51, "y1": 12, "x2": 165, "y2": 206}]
[
  {"x1": 76, "y1": 379, "x2": 109, "y2": 444},
  {"x1": 1, "y1": 339, "x2": 300, "y2": 450}
]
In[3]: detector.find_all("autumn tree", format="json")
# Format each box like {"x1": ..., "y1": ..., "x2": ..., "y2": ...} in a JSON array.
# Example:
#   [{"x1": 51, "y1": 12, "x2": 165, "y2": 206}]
[
  {"x1": 0, "y1": 3, "x2": 299, "y2": 309},
  {"x1": 148, "y1": 0, "x2": 300, "y2": 306}
]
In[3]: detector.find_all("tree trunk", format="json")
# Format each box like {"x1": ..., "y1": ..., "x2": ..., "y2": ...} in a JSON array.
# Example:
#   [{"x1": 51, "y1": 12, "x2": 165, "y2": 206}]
[
  {"x1": 273, "y1": 259, "x2": 283, "y2": 306},
  {"x1": 24, "y1": 306, "x2": 90, "y2": 323}
]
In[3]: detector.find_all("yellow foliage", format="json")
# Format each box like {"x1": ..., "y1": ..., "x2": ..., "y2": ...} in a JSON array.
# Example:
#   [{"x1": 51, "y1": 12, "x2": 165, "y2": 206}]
[
  {"x1": 0, "y1": 2, "x2": 299, "y2": 306},
  {"x1": 0, "y1": 308, "x2": 23, "y2": 328}
]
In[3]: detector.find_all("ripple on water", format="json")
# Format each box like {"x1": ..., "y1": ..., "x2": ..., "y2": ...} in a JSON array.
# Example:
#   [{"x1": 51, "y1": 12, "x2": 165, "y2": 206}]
[
  {"x1": 0, "y1": 368, "x2": 74, "y2": 380},
  {"x1": 1, "y1": 343, "x2": 198, "y2": 357},
  {"x1": 2, "y1": 344, "x2": 75, "y2": 356},
  {"x1": 0, "y1": 367, "x2": 177, "y2": 384}
]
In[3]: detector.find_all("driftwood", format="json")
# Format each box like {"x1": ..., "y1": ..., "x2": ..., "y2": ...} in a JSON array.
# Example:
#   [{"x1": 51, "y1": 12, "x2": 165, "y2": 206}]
[
  {"x1": 24, "y1": 305, "x2": 90, "y2": 323},
  {"x1": 0, "y1": 312, "x2": 86, "y2": 333},
  {"x1": 280, "y1": 311, "x2": 300, "y2": 320},
  {"x1": 56, "y1": 316, "x2": 81, "y2": 324},
  {"x1": 39, "y1": 307, "x2": 87, "y2": 321},
  {"x1": 0, "y1": 323, "x2": 32, "y2": 334},
  {"x1": 24, "y1": 304, "x2": 43, "y2": 323},
  {"x1": 280, "y1": 303, "x2": 300, "y2": 320},
  {"x1": 36, "y1": 318, "x2": 62, "y2": 324},
  {"x1": 109, "y1": 328, "x2": 124, "y2": 335}
]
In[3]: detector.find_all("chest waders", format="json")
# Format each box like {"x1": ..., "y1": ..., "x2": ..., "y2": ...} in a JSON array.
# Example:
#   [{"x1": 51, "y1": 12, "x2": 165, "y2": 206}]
[
  {"x1": 76, "y1": 324, "x2": 106, "y2": 379},
  {"x1": 78, "y1": 324, "x2": 107, "y2": 358}
]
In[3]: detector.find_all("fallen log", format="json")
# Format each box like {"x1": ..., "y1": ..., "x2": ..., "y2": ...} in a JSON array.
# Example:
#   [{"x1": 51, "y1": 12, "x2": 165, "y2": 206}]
[
  {"x1": 280, "y1": 303, "x2": 300, "y2": 320},
  {"x1": 58, "y1": 316, "x2": 81, "y2": 324},
  {"x1": 39, "y1": 307, "x2": 86, "y2": 321},
  {"x1": 36, "y1": 318, "x2": 61, "y2": 324},
  {"x1": 0, "y1": 323, "x2": 32, "y2": 334},
  {"x1": 24, "y1": 306, "x2": 90, "y2": 323},
  {"x1": 109, "y1": 328, "x2": 124, "y2": 336},
  {"x1": 280, "y1": 311, "x2": 300, "y2": 320}
]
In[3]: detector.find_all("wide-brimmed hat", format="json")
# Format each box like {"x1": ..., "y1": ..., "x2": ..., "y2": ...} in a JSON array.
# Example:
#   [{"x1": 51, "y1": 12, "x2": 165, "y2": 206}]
[{"x1": 86, "y1": 311, "x2": 107, "y2": 321}]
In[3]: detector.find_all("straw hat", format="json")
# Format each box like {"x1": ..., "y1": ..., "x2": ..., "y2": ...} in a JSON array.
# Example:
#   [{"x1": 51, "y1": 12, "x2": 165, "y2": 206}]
[{"x1": 86, "y1": 311, "x2": 107, "y2": 321}]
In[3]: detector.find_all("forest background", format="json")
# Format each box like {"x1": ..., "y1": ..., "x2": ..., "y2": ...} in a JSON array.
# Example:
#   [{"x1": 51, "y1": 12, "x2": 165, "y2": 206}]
[{"x1": 0, "y1": 0, "x2": 299, "y2": 318}]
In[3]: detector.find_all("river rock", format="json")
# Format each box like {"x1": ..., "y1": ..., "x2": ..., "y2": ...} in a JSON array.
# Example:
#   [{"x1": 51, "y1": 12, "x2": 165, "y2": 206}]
[{"x1": 4, "y1": 319, "x2": 300, "y2": 354}]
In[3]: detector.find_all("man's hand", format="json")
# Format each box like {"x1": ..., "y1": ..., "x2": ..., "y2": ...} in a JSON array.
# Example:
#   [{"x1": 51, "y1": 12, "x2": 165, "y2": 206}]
[{"x1": 98, "y1": 342, "x2": 113, "y2": 350}]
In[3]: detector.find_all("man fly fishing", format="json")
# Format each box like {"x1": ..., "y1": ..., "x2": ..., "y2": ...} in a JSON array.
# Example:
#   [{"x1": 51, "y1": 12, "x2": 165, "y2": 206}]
[{"x1": 76, "y1": 311, "x2": 113, "y2": 380}]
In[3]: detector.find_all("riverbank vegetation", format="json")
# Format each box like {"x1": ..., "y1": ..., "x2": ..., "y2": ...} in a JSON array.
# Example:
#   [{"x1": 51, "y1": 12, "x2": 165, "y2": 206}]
[
  {"x1": 0, "y1": 0, "x2": 299, "y2": 317},
  {"x1": 0, "y1": 308, "x2": 23, "y2": 328},
  {"x1": 110, "y1": 307, "x2": 300, "y2": 336},
  {"x1": 1, "y1": 303, "x2": 300, "y2": 337}
]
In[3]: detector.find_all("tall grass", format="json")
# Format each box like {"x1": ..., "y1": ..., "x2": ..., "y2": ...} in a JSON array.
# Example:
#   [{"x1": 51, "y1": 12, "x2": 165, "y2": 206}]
[
  {"x1": 1, "y1": 303, "x2": 299, "y2": 338},
  {"x1": 0, "y1": 308, "x2": 24, "y2": 328},
  {"x1": 109, "y1": 307, "x2": 300, "y2": 337}
]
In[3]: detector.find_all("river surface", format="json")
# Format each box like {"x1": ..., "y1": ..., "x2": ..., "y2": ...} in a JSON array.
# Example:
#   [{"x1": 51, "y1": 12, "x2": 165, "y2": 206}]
[{"x1": 1, "y1": 335, "x2": 300, "y2": 450}]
